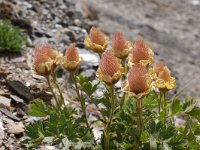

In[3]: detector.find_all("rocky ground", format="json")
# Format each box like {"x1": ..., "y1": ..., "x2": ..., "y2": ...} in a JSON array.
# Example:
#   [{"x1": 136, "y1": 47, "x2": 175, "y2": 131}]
[{"x1": 0, "y1": 0, "x2": 200, "y2": 149}]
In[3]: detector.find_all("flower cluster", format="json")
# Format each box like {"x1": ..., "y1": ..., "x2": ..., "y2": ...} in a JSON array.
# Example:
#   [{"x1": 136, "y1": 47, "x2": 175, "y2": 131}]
[
  {"x1": 33, "y1": 27, "x2": 176, "y2": 98},
  {"x1": 33, "y1": 44, "x2": 60, "y2": 76},
  {"x1": 84, "y1": 27, "x2": 175, "y2": 99},
  {"x1": 33, "y1": 43, "x2": 82, "y2": 76}
]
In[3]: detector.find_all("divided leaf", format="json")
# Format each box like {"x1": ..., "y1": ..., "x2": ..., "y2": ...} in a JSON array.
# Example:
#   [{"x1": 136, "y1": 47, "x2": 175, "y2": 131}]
[
  {"x1": 28, "y1": 99, "x2": 49, "y2": 117},
  {"x1": 77, "y1": 74, "x2": 99, "y2": 97}
]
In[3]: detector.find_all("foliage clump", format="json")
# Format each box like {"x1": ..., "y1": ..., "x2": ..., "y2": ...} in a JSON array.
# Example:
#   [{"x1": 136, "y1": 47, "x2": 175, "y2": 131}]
[{"x1": 0, "y1": 20, "x2": 27, "y2": 52}]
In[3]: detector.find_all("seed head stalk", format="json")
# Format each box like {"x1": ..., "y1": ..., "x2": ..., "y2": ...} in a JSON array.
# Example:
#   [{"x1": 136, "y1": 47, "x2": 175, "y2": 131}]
[
  {"x1": 104, "y1": 85, "x2": 115, "y2": 150},
  {"x1": 134, "y1": 98, "x2": 144, "y2": 150},
  {"x1": 70, "y1": 72, "x2": 96, "y2": 144},
  {"x1": 46, "y1": 75, "x2": 60, "y2": 109},
  {"x1": 120, "y1": 59, "x2": 127, "y2": 108},
  {"x1": 52, "y1": 72, "x2": 65, "y2": 106},
  {"x1": 162, "y1": 91, "x2": 167, "y2": 125}
]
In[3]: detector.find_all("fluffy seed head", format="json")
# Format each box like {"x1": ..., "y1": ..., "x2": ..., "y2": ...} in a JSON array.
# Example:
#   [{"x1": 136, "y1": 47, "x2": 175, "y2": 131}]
[
  {"x1": 34, "y1": 45, "x2": 48, "y2": 65},
  {"x1": 112, "y1": 32, "x2": 126, "y2": 51},
  {"x1": 89, "y1": 27, "x2": 106, "y2": 46},
  {"x1": 100, "y1": 51, "x2": 119, "y2": 76},
  {"x1": 41, "y1": 44, "x2": 57, "y2": 60},
  {"x1": 131, "y1": 39, "x2": 150, "y2": 63},
  {"x1": 128, "y1": 64, "x2": 149, "y2": 94},
  {"x1": 65, "y1": 44, "x2": 79, "y2": 62}
]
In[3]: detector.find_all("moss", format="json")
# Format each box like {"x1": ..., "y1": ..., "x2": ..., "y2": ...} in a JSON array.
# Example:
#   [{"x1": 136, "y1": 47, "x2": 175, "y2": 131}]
[{"x1": 0, "y1": 20, "x2": 27, "y2": 52}]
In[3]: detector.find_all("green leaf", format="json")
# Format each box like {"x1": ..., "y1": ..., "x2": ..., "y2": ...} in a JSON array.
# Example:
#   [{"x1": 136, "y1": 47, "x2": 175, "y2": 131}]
[
  {"x1": 144, "y1": 91, "x2": 158, "y2": 109},
  {"x1": 45, "y1": 113, "x2": 66, "y2": 136},
  {"x1": 77, "y1": 74, "x2": 99, "y2": 97},
  {"x1": 25, "y1": 122, "x2": 45, "y2": 148},
  {"x1": 149, "y1": 136, "x2": 157, "y2": 150},
  {"x1": 187, "y1": 107, "x2": 200, "y2": 122},
  {"x1": 194, "y1": 127, "x2": 200, "y2": 135},
  {"x1": 146, "y1": 120, "x2": 162, "y2": 139},
  {"x1": 171, "y1": 98, "x2": 182, "y2": 115},
  {"x1": 141, "y1": 131, "x2": 149, "y2": 143},
  {"x1": 163, "y1": 142, "x2": 172, "y2": 150},
  {"x1": 183, "y1": 98, "x2": 196, "y2": 113},
  {"x1": 168, "y1": 135, "x2": 184, "y2": 148},
  {"x1": 159, "y1": 126, "x2": 176, "y2": 141},
  {"x1": 60, "y1": 138, "x2": 97, "y2": 150},
  {"x1": 28, "y1": 99, "x2": 49, "y2": 117},
  {"x1": 188, "y1": 140, "x2": 200, "y2": 150}
]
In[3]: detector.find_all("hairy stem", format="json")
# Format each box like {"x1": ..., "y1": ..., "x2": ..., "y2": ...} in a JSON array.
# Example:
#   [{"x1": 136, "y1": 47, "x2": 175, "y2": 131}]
[
  {"x1": 158, "y1": 92, "x2": 162, "y2": 114},
  {"x1": 163, "y1": 92, "x2": 167, "y2": 125},
  {"x1": 135, "y1": 98, "x2": 143, "y2": 150},
  {"x1": 104, "y1": 85, "x2": 115, "y2": 150},
  {"x1": 52, "y1": 73, "x2": 65, "y2": 106},
  {"x1": 120, "y1": 59, "x2": 127, "y2": 108},
  {"x1": 46, "y1": 75, "x2": 60, "y2": 108},
  {"x1": 71, "y1": 73, "x2": 96, "y2": 144}
]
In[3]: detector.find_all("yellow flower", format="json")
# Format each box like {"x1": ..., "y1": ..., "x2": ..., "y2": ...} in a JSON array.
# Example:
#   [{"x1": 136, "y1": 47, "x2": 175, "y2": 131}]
[
  {"x1": 155, "y1": 66, "x2": 176, "y2": 91},
  {"x1": 84, "y1": 27, "x2": 108, "y2": 54},
  {"x1": 129, "y1": 39, "x2": 154, "y2": 67},
  {"x1": 112, "y1": 32, "x2": 132, "y2": 59},
  {"x1": 96, "y1": 50, "x2": 123, "y2": 85},
  {"x1": 152, "y1": 61, "x2": 175, "y2": 91},
  {"x1": 62, "y1": 44, "x2": 82, "y2": 72},
  {"x1": 33, "y1": 44, "x2": 60, "y2": 76},
  {"x1": 123, "y1": 64, "x2": 151, "y2": 99}
]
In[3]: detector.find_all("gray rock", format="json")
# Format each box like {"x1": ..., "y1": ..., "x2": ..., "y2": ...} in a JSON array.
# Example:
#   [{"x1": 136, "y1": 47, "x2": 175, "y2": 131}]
[
  {"x1": 6, "y1": 122, "x2": 25, "y2": 134},
  {"x1": 6, "y1": 80, "x2": 34, "y2": 102},
  {"x1": 81, "y1": 69, "x2": 95, "y2": 80},
  {"x1": 79, "y1": 48, "x2": 100, "y2": 68},
  {"x1": 0, "y1": 116, "x2": 5, "y2": 140},
  {"x1": 0, "y1": 108, "x2": 20, "y2": 122},
  {"x1": 0, "y1": 96, "x2": 11, "y2": 108},
  {"x1": 10, "y1": 95, "x2": 24, "y2": 103}
]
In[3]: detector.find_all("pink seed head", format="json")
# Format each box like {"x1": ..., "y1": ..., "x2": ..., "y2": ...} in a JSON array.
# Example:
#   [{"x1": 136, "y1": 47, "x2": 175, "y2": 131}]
[
  {"x1": 65, "y1": 44, "x2": 79, "y2": 62},
  {"x1": 34, "y1": 46, "x2": 48, "y2": 65},
  {"x1": 112, "y1": 32, "x2": 126, "y2": 51},
  {"x1": 89, "y1": 27, "x2": 106, "y2": 46},
  {"x1": 131, "y1": 39, "x2": 150, "y2": 63},
  {"x1": 128, "y1": 64, "x2": 148, "y2": 94},
  {"x1": 100, "y1": 50, "x2": 119, "y2": 76},
  {"x1": 41, "y1": 43, "x2": 57, "y2": 60}
]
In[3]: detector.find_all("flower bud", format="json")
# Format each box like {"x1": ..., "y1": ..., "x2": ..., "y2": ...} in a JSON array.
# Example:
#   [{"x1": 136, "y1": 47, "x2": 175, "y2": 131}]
[
  {"x1": 84, "y1": 27, "x2": 108, "y2": 54},
  {"x1": 123, "y1": 64, "x2": 151, "y2": 99},
  {"x1": 62, "y1": 44, "x2": 82, "y2": 72},
  {"x1": 129, "y1": 39, "x2": 154, "y2": 67},
  {"x1": 112, "y1": 32, "x2": 132, "y2": 59},
  {"x1": 96, "y1": 50, "x2": 123, "y2": 85}
]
